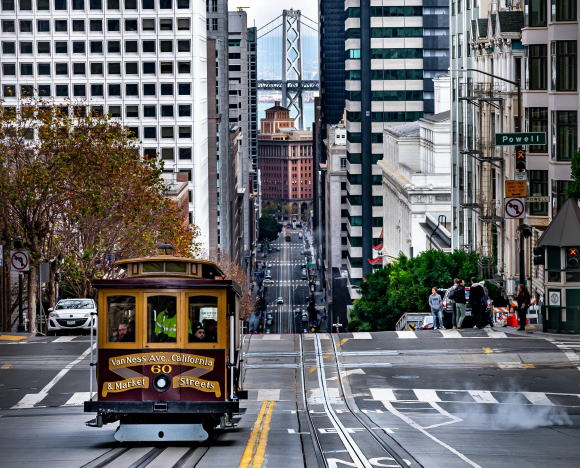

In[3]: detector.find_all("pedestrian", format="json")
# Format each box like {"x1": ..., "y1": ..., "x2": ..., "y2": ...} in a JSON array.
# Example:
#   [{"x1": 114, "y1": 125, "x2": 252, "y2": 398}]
[
  {"x1": 429, "y1": 287, "x2": 443, "y2": 329},
  {"x1": 455, "y1": 279, "x2": 467, "y2": 329},
  {"x1": 515, "y1": 284, "x2": 531, "y2": 331},
  {"x1": 446, "y1": 278, "x2": 460, "y2": 328},
  {"x1": 469, "y1": 277, "x2": 485, "y2": 328}
]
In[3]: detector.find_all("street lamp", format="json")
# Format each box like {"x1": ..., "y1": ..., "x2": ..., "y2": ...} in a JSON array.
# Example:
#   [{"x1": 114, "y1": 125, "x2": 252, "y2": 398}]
[{"x1": 449, "y1": 67, "x2": 526, "y2": 288}]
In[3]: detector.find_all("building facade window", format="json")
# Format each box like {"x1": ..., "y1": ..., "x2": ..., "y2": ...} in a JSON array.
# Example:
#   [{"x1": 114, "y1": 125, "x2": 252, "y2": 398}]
[
  {"x1": 529, "y1": 170, "x2": 548, "y2": 216},
  {"x1": 551, "y1": 110, "x2": 577, "y2": 161},
  {"x1": 526, "y1": 107, "x2": 548, "y2": 153},
  {"x1": 528, "y1": 44, "x2": 547, "y2": 90},
  {"x1": 551, "y1": 0, "x2": 577, "y2": 21},
  {"x1": 551, "y1": 40, "x2": 577, "y2": 91},
  {"x1": 526, "y1": 0, "x2": 548, "y2": 27}
]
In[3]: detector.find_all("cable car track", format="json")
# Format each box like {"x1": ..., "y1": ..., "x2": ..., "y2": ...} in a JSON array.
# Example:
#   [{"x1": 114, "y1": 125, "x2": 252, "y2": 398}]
[
  {"x1": 299, "y1": 334, "x2": 421, "y2": 468},
  {"x1": 81, "y1": 445, "x2": 210, "y2": 468}
]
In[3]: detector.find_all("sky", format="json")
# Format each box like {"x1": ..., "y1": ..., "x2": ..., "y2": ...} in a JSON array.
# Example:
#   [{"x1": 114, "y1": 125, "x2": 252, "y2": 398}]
[{"x1": 230, "y1": 0, "x2": 317, "y2": 29}]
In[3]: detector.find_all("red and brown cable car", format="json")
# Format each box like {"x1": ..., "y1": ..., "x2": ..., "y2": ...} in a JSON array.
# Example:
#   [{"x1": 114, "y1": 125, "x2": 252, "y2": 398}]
[{"x1": 84, "y1": 256, "x2": 246, "y2": 442}]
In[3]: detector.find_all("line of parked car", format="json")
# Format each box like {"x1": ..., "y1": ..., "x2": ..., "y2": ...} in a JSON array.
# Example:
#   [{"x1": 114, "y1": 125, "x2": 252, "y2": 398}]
[{"x1": 47, "y1": 298, "x2": 97, "y2": 335}]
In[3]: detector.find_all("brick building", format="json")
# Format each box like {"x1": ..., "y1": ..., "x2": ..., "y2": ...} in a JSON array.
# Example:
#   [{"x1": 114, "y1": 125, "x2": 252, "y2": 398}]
[{"x1": 258, "y1": 103, "x2": 313, "y2": 215}]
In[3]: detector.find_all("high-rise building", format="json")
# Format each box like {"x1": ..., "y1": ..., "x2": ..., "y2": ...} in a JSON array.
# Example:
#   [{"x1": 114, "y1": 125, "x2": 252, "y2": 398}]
[
  {"x1": 206, "y1": 0, "x2": 232, "y2": 257},
  {"x1": 228, "y1": 10, "x2": 257, "y2": 272},
  {"x1": 343, "y1": 1, "x2": 449, "y2": 288},
  {"x1": 0, "y1": 0, "x2": 210, "y2": 250}
]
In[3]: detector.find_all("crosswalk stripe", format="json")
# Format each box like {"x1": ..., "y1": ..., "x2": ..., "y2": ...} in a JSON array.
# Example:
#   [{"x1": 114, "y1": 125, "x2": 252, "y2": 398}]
[
  {"x1": 413, "y1": 389, "x2": 441, "y2": 402},
  {"x1": 467, "y1": 390, "x2": 498, "y2": 404},
  {"x1": 53, "y1": 336, "x2": 77, "y2": 342},
  {"x1": 262, "y1": 334, "x2": 281, "y2": 340},
  {"x1": 11, "y1": 393, "x2": 47, "y2": 409},
  {"x1": 396, "y1": 331, "x2": 417, "y2": 339},
  {"x1": 257, "y1": 389, "x2": 280, "y2": 401},
  {"x1": 352, "y1": 332, "x2": 372, "y2": 339},
  {"x1": 522, "y1": 392, "x2": 554, "y2": 406},
  {"x1": 370, "y1": 388, "x2": 396, "y2": 401},
  {"x1": 484, "y1": 328, "x2": 507, "y2": 338},
  {"x1": 63, "y1": 392, "x2": 92, "y2": 406},
  {"x1": 439, "y1": 329, "x2": 462, "y2": 338}
]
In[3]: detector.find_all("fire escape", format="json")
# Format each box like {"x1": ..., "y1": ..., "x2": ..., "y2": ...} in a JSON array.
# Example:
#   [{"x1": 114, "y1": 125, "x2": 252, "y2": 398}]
[{"x1": 459, "y1": 80, "x2": 505, "y2": 276}]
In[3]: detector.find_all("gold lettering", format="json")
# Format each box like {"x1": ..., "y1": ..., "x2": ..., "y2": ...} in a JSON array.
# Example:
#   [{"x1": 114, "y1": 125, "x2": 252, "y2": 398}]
[
  {"x1": 173, "y1": 376, "x2": 221, "y2": 398},
  {"x1": 109, "y1": 353, "x2": 214, "y2": 370},
  {"x1": 101, "y1": 376, "x2": 149, "y2": 397}
]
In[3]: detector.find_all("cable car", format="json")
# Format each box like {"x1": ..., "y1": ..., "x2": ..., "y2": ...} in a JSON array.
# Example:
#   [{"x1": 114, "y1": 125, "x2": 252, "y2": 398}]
[{"x1": 84, "y1": 256, "x2": 246, "y2": 442}]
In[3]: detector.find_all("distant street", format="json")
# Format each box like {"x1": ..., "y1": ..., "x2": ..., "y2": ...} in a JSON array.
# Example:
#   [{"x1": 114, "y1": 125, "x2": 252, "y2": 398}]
[
  {"x1": 262, "y1": 227, "x2": 310, "y2": 334},
  {"x1": 2, "y1": 329, "x2": 580, "y2": 466}
]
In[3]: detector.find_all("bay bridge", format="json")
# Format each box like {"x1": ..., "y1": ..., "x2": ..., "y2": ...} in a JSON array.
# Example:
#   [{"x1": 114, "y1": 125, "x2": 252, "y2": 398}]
[{"x1": 257, "y1": 9, "x2": 319, "y2": 129}]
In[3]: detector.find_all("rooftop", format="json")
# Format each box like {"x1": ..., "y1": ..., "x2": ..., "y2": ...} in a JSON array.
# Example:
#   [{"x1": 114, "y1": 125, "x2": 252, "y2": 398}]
[{"x1": 385, "y1": 122, "x2": 420, "y2": 138}]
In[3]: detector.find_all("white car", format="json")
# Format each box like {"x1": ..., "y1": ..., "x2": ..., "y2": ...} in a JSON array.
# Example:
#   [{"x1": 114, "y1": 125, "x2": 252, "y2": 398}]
[
  {"x1": 48, "y1": 298, "x2": 97, "y2": 334},
  {"x1": 277, "y1": 297, "x2": 284, "y2": 304},
  {"x1": 264, "y1": 279, "x2": 274, "y2": 285}
]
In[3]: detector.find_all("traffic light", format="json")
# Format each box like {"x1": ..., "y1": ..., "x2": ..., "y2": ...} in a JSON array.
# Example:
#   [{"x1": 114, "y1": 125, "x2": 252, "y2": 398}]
[
  {"x1": 533, "y1": 246, "x2": 545, "y2": 266},
  {"x1": 566, "y1": 247, "x2": 580, "y2": 269},
  {"x1": 515, "y1": 150, "x2": 526, "y2": 171}
]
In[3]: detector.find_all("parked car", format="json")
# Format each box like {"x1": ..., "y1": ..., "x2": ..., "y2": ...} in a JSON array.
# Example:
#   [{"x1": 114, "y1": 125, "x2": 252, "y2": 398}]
[
  {"x1": 48, "y1": 298, "x2": 97, "y2": 335},
  {"x1": 264, "y1": 279, "x2": 274, "y2": 285},
  {"x1": 276, "y1": 297, "x2": 284, "y2": 304}
]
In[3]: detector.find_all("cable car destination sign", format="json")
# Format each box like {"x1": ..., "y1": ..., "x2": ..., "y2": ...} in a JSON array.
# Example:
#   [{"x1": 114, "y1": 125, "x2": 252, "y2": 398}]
[{"x1": 495, "y1": 132, "x2": 546, "y2": 146}]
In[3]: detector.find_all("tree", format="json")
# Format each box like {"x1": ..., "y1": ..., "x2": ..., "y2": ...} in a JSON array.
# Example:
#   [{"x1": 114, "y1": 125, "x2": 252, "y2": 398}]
[
  {"x1": 0, "y1": 102, "x2": 198, "y2": 331},
  {"x1": 258, "y1": 215, "x2": 282, "y2": 242},
  {"x1": 568, "y1": 148, "x2": 580, "y2": 200},
  {"x1": 348, "y1": 250, "x2": 479, "y2": 332},
  {"x1": 216, "y1": 256, "x2": 253, "y2": 320}
]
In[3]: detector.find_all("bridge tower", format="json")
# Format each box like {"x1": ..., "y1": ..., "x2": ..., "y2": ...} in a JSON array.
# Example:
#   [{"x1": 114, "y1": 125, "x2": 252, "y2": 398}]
[{"x1": 282, "y1": 9, "x2": 304, "y2": 129}]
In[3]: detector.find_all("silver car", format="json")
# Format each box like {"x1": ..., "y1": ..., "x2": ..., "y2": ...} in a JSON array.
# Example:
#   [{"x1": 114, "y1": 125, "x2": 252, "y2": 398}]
[{"x1": 48, "y1": 298, "x2": 97, "y2": 334}]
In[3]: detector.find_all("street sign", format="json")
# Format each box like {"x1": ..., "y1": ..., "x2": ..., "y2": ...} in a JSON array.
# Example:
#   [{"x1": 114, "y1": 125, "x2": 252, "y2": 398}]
[
  {"x1": 10, "y1": 250, "x2": 30, "y2": 272},
  {"x1": 504, "y1": 198, "x2": 526, "y2": 219},
  {"x1": 505, "y1": 180, "x2": 527, "y2": 197},
  {"x1": 527, "y1": 196, "x2": 549, "y2": 203},
  {"x1": 514, "y1": 172, "x2": 527, "y2": 181},
  {"x1": 495, "y1": 132, "x2": 546, "y2": 146}
]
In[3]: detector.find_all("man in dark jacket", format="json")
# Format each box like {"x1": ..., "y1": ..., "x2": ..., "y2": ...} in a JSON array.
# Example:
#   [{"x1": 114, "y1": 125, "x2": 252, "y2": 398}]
[
  {"x1": 455, "y1": 280, "x2": 467, "y2": 328},
  {"x1": 469, "y1": 277, "x2": 485, "y2": 328}
]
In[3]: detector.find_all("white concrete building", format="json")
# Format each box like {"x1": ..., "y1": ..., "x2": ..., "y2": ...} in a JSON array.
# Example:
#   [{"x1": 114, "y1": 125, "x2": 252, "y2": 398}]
[
  {"x1": 379, "y1": 110, "x2": 452, "y2": 261},
  {"x1": 0, "y1": 0, "x2": 209, "y2": 251}
]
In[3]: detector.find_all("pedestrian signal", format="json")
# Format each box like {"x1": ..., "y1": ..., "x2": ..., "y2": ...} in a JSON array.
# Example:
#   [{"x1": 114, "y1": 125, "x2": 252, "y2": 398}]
[
  {"x1": 515, "y1": 150, "x2": 526, "y2": 171},
  {"x1": 567, "y1": 247, "x2": 579, "y2": 269},
  {"x1": 533, "y1": 246, "x2": 545, "y2": 266}
]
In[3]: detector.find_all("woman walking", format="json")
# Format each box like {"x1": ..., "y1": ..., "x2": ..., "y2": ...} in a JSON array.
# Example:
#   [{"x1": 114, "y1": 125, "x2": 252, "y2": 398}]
[
  {"x1": 429, "y1": 287, "x2": 443, "y2": 329},
  {"x1": 515, "y1": 284, "x2": 531, "y2": 331}
]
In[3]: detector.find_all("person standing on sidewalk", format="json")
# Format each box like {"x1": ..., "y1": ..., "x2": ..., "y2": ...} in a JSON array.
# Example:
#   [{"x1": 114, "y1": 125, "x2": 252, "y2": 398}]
[
  {"x1": 446, "y1": 278, "x2": 460, "y2": 328},
  {"x1": 515, "y1": 284, "x2": 531, "y2": 331},
  {"x1": 468, "y1": 278, "x2": 485, "y2": 328},
  {"x1": 455, "y1": 279, "x2": 467, "y2": 329},
  {"x1": 429, "y1": 287, "x2": 443, "y2": 329}
]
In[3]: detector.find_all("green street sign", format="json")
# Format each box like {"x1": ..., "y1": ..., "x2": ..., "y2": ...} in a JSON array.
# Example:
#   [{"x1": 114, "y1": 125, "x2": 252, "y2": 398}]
[{"x1": 495, "y1": 132, "x2": 546, "y2": 146}]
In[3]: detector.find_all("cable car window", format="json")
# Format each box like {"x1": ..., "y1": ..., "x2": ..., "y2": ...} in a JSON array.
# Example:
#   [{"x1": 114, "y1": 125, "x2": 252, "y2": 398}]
[
  {"x1": 166, "y1": 261, "x2": 187, "y2": 273},
  {"x1": 188, "y1": 296, "x2": 218, "y2": 343},
  {"x1": 148, "y1": 295, "x2": 178, "y2": 342},
  {"x1": 107, "y1": 295, "x2": 136, "y2": 342},
  {"x1": 143, "y1": 261, "x2": 164, "y2": 273}
]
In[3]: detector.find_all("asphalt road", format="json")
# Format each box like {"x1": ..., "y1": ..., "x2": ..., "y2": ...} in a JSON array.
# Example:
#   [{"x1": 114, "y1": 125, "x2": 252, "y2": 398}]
[
  {"x1": 2, "y1": 328, "x2": 580, "y2": 467},
  {"x1": 262, "y1": 228, "x2": 309, "y2": 334}
]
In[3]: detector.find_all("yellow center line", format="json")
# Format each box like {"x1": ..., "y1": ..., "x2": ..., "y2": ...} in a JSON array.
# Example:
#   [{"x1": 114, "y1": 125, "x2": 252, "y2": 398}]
[
  {"x1": 1, "y1": 363, "x2": 11, "y2": 369},
  {"x1": 483, "y1": 347, "x2": 493, "y2": 354},
  {"x1": 0, "y1": 335, "x2": 27, "y2": 341},
  {"x1": 238, "y1": 400, "x2": 276, "y2": 468}
]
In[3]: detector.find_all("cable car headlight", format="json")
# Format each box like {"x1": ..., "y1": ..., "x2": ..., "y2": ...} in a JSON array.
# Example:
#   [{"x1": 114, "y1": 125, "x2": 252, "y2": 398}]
[{"x1": 153, "y1": 374, "x2": 170, "y2": 392}]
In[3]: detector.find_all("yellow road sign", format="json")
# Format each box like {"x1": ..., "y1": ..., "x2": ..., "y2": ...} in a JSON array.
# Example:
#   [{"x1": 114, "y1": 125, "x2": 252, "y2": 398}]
[{"x1": 505, "y1": 180, "x2": 527, "y2": 197}]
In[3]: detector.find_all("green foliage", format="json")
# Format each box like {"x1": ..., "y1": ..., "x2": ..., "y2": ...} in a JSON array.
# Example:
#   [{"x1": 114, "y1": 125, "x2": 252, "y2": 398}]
[
  {"x1": 258, "y1": 215, "x2": 282, "y2": 242},
  {"x1": 348, "y1": 250, "x2": 479, "y2": 332},
  {"x1": 568, "y1": 148, "x2": 580, "y2": 200}
]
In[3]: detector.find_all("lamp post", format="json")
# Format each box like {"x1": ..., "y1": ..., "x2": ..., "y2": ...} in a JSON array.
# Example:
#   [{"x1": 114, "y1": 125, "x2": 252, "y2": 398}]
[{"x1": 449, "y1": 67, "x2": 526, "y2": 287}]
